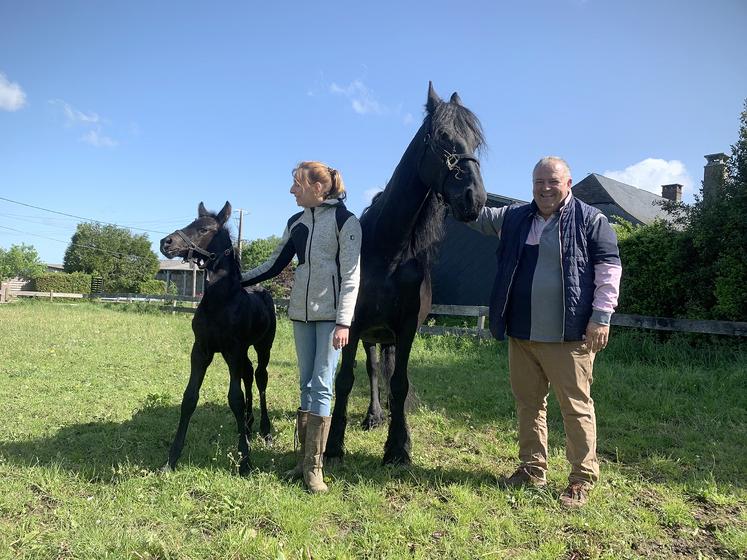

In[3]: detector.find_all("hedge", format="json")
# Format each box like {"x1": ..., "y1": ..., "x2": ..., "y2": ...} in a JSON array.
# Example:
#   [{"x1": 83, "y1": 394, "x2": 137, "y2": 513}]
[
  {"x1": 135, "y1": 279, "x2": 169, "y2": 295},
  {"x1": 34, "y1": 272, "x2": 92, "y2": 294}
]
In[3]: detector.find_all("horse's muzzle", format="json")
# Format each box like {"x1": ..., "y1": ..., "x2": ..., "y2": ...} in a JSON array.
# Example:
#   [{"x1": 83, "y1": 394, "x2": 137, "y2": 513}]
[
  {"x1": 160, "y1": 235, "x2": 179, "y2": 258},
  {"x1": 450, "y1": 184, "x2": 486, "y2": 222}
]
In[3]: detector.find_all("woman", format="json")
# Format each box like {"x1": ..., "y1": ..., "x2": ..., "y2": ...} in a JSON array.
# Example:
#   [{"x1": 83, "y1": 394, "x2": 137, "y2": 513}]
[{"x1": 241, "y1": 161, "x2": 361, "y2": 494}]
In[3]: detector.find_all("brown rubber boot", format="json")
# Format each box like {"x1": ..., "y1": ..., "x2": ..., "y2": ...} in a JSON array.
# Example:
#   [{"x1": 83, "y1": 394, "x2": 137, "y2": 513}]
[
  {"x1": 284, "y1": 409, "x2": 309, "y2": 480},
  {"x1": 303, "y1": 413, "x2": 331, "y2": 494}
]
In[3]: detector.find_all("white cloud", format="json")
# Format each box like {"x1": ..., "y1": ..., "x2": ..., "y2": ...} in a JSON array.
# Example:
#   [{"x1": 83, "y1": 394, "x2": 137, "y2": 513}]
[
  {"x1": 363, "y1": 187, "x2": 383, "y2": 205},
  {"x1": 49, "y1": 99, "x2": 101, "y2": 125},
  {"x1": 330, "y1": 80, "x2": 386, "y2": 115},
  {"x1": 403, "y1": 112, "x2": 415, "y2": 126},
  {"x1": 81, "y1": 129, "x2": 117, "y2": 148},
  {"x1": 603, "y1": 158, "x2": 693, "y2": 195},
  {"x1": 49, "y1": 99, "x2": 118, "y2": 148},
  {"x1": 0, "y1": 72, "x2": 27, "y2": 111}
]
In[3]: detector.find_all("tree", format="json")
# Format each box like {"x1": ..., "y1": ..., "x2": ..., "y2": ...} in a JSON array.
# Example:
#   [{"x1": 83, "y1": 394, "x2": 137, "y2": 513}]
[
  {"x1": 240, "y1": 235, "x2": 295, "y2": 299},
  {"x1": 615, "y1": 98, "x2": 747, "y2": 321},
  {"x1": 0, "y1": 244, "x2": 46, "y2": 282},
  {"x1": 241, "y1": 235, "x2": 282, "y2": 269},
  {"x1": 63, "y1": 223, "x2": 159, "y2": 293},
  {"x1": 712, "y1": 99, "x2": 747, "y2": 319}
]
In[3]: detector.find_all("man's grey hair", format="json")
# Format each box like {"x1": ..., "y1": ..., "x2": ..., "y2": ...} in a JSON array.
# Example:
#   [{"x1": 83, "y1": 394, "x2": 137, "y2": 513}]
[{"x1": 533, "y1": 156, "x2": 571, "y2": 178}]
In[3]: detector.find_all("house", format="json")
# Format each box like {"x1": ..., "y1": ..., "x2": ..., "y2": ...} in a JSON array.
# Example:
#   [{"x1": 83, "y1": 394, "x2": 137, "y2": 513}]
[
  {"x1": 156, "y1": 260, "x2": 205, "y2": 297},
  {"x1": 571, "y1": 173, "x2": 672, "y2": 226}
]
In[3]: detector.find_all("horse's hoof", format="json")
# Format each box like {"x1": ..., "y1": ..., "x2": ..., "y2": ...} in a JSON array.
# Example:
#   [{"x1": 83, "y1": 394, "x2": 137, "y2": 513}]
[
  {"x1": 262, "y1": 433, "x2": 274, "y2": 446},
  {"x1": 238, "y1": 461, "x2": 252, "y2": 477},
  {"x1": 324, "y1": 454, "x2": 344, "y2": 469},
  {"x1": 360, "y1": 413, "x2": 386, "y2": 431},
  {"x1": 161, "y1": 463, "x2": 174, "y2": 474}
]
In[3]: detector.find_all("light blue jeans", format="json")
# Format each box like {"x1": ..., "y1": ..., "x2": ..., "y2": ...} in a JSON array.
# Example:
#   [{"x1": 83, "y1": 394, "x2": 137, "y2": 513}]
[{"x1": 293, "y1": 321, "x2": 340, "y2": 416}]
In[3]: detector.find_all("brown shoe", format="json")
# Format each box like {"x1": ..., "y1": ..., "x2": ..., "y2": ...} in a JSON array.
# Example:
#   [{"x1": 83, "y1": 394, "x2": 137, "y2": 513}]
[
  {"x1": 559, "y1": 481, "x2": 592, "y2": 508},
  {"x1": 500, "y1": 465, "x2": 547, "y2": 489}
]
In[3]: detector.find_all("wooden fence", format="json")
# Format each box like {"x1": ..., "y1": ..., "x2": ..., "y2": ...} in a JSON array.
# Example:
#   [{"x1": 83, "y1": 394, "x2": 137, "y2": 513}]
[{"x1": 2, "y1": 286, "x2": 746, "y2": 337}]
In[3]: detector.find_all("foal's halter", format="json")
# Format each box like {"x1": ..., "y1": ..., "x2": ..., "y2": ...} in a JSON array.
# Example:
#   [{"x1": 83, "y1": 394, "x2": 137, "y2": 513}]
[{"x1": 174, "y1": 229, "x2": 232, "y2": 271}]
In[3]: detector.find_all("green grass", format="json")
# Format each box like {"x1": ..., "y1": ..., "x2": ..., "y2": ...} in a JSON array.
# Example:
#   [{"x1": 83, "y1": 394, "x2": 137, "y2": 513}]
[{"x1": 0, "y1": 300, "x2": 745, "y2": 559}]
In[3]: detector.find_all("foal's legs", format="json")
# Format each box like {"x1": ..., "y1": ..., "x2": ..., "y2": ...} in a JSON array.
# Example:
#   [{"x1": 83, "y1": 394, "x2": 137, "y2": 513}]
[
  {"x1": 325, "y1": 331, "x2": 360, "y2": 464},
  {"x1": 253, "y1": 326, "x2": 274, "y2": 443},
  {"x1": 166, "y1": 344, "x2": 213, "y2": 471},
  {"x1": 361, "y1": 342, "x2": 387, "y2": 430},
  {"x1": 239, "y1": 352, "x2": 255, "y2": 440},
  {"x1": 223, "y1": 350, "x2": 252, "y2": 476}
]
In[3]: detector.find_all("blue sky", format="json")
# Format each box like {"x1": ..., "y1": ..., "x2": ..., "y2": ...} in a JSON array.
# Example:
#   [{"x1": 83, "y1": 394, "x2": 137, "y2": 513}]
[{"x1": 1, "y1": 0, "x2": 746, "y2": 264}]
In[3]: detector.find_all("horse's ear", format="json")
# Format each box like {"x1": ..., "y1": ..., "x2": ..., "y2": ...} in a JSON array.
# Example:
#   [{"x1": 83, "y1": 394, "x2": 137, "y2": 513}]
[
  {"x1": 198, "y1": 202, "x2": 209, "y2": 217},
  {"x1": 216, "y1": 201, "x2": 232, "y2": 225},
  {"x1": 449, "y1": 92, "x2": 462, "y2": 106},
  {"x1": 426, "y1": 81, "x2": 442, "y2": 114}
]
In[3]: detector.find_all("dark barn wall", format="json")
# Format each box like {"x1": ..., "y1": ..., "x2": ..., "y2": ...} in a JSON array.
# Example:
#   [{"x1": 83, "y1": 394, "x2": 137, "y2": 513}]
[{"x1": 432, "y1": 216, "x2": 499, "y2": 306}]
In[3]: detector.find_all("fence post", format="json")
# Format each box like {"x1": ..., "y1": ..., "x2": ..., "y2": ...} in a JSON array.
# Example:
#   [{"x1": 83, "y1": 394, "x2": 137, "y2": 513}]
[
  {"x1": 0, "y1": 282, "x2": 6, "y2": 303},
  {"x1": 477, "y1": 314, "x2": 486, "y2": 339}
]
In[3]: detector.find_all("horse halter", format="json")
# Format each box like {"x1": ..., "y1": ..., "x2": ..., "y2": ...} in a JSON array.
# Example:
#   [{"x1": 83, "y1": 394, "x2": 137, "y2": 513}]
[
  {"x1": 173, "y1": 229, "x2": 232, "y2": 271},
  {"x1": 422, "y1": 131, "x2": 480, "y2": 188}
]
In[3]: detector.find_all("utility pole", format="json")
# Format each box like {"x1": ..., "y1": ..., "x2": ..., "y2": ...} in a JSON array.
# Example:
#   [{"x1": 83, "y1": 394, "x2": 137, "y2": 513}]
[{"x1": 237, "y1": 208, "x2": 244, "y2": 256}]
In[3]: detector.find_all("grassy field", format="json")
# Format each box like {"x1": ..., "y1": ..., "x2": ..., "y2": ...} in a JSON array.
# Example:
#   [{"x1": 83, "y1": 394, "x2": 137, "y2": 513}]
[{"x1": 0, "y1": 300, "x2": 745, "y2": 559}]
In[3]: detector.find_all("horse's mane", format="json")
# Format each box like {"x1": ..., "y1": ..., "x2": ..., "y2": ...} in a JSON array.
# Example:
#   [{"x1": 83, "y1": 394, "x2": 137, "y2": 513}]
[
  {"x1": 430, "y1": 101, "x2": 486, "y2": 156},
  {"x1": 361, "y1": 102, "x2": 483, "y2": 268},
  {"x1": 202, "y1": 212, "x2": 241, "y2": 274}
]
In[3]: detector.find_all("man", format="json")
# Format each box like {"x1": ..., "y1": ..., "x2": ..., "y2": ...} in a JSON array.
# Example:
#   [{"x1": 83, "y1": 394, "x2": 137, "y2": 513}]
[{"x1": 469, "y1": 156, "x2": 622, "y2": 508}]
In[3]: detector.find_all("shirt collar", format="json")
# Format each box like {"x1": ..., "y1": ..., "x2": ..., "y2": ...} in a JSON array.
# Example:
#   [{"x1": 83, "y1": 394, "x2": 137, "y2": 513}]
[{"x1": 559, "y1": 192, "x2": 573, "y2": 210}]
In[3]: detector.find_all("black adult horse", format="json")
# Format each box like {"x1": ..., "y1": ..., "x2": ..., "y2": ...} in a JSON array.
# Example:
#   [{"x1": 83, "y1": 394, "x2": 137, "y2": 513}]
[
  {"x1": 325, "y1": 83, "x2": 487, "y2": 466},
  {"x1": 160, "y1": 202, "x2": 276, "y2": 476}
]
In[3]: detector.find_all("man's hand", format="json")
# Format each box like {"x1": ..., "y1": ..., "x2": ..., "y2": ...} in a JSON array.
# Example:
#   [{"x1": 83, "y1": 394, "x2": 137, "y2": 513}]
[
  {"x1": 333, "y1": 325, "x2": 350, "y2": 350},
  {"x1": 585, "y1": 322, "x2": 609, "y2": 353}
]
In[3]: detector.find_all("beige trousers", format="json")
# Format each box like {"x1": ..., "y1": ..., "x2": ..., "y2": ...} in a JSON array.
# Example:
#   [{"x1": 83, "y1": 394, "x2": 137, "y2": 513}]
[{"x1": 508, "y1": 337, "x2": 599, "y2": 483}]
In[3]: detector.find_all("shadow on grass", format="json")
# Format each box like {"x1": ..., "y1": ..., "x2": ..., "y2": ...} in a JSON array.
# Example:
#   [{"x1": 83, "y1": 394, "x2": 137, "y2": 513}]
[
  {"x1": 2, "y1": 330, "x2": 745, "y2": 489},
  {"x1": 0, "y1": 403, "x2": 284, "y2": 480},
  {"x1": 0, "y1": 403, "x2": 498, "y2": 489},
  {"x1": 347, "y1": 333, "x2": 747, "y2": 489}
]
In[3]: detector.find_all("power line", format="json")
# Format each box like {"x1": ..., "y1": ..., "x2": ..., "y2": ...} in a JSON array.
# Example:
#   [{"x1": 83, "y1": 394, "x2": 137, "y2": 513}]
[
  {"x1": 0, "y1": 224, "x2": 155, "y2": 261},
  {"x1": 0, "y1": 195, "x2": 172, "y2": 235},
  {"x1": 0, "y1": 210, "x2": 195, "y2": 226}
]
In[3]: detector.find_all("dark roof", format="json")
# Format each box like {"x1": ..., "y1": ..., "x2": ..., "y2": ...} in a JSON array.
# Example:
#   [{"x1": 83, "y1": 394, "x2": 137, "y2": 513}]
[
  {"x1": 486, "y1": 192, "x2": 526, "y2": 207},
  {"x1": 159, "y1": 260, "x2": 199, "y2": 271},
  {"x1": 572, "y1": 173, "x2": 668, "y2": 225}
]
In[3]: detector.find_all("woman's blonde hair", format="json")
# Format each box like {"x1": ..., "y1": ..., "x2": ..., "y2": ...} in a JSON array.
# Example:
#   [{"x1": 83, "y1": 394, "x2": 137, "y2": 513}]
[{"x1": 293, "y1": 161, "x2": 346, "y2": 200}]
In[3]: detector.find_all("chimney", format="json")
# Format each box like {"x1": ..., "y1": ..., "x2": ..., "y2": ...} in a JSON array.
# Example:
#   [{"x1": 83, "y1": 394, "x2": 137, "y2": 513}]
[
  {"x1": 703, "y1": 152, "x2": 728, "y2": 200},
  {"x1": 661, "y1": 183, "x2": 683, "y2": 202}
]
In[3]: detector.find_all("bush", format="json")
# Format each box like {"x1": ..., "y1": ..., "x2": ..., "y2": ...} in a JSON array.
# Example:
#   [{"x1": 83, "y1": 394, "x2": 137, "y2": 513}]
[
  {"x1": 614, "y1": 219, "x2": 694, "y2": 318},
  {"x1": 241, "y1": 235, "x2": 295, "y2": 299},
  {"x1": 135, "y1": 279, "x2": 169, "y2": 295},
  {"x1": 34, "y1": 272, "x2": 92, "y2": 294}
]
